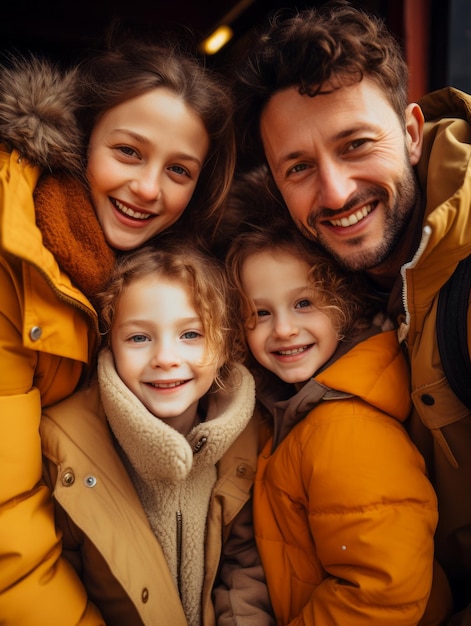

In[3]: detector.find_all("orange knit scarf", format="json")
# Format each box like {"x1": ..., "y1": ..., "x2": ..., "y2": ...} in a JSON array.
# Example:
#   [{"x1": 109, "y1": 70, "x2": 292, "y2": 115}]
[{"x1": 34, "y1": 172, "x2": 116, "y2": 300}]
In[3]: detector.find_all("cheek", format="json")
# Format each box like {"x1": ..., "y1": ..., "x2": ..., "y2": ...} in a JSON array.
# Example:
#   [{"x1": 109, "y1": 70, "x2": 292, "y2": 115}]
[
  {"x1": 113, "y1": 346, "x2": 141, "y2": 379},
  {"x1": 368, "y1": 143, "x2": 407, "y2": 180},
  {"x1": 320, "y1": 321, "x2": 340, "y2": 355},
  {"x1": 201, "y1": 362, "x2": 219, "y2": 387},
  {"x1": 246, "y1": 328, "x2": 265, "y2": 356},
  {"x1": 168, "y1": 184, "x2": 198, "y2": 215},
  {"x1": 87, "y1": 148, "x2": 122, "y2": 195},
  {"x1": 114, "y1": 360, "x2": 132, "y2": 389},
  {"x1": 86, "y1": 154, "x2": 107, "y2": 194},
  {"x1": 282, "y1": 188, "x2": 311, "y2": 225}
]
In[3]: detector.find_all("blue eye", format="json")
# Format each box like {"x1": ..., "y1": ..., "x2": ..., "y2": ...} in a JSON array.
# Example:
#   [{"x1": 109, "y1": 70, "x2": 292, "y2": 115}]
[
  {"x1": 256, "y1": 310, "x2": 270, "y2": 318},
  {"x1": 130, "y1": 334, "x2": 148, "y2": 343},
  {"x1": 182, "y1": 331, "x2": 201, "y2": 339},
  {"x1": 295, "y1": 299, "x2": 311, "y2": 309},
  {"x1": 289, "y1": 163, "x2": 309, "y2": 174},
  {"x1": 169, "y1": 165, "x2": 190, "y2": 177}
]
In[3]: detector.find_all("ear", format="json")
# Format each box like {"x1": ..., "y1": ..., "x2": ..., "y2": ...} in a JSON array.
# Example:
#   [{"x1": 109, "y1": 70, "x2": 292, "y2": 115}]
[{"x1": 405, "y1": 102, "x2": 424, "y2": 166}]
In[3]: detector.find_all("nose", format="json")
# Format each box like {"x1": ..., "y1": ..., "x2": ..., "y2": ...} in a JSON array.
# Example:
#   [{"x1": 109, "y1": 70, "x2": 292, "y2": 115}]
[
  {"x1": 130, "y1": 168, "x2": 161, "y2": 202},
  {"x1": 316, "y1": 158, "x2": 356, "y2": 210},
  {"x1": 273, "y1": 314, "x2": 299, "y2": 340},
  {"x1": 150, "y1": 339, "x2": 181, "y2": 369}
]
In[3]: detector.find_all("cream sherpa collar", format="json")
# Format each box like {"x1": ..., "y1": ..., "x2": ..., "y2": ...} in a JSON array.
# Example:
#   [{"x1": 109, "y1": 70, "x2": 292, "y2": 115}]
[{"x1": 97, "y1": 349, "x2": 256, "y2": 483}]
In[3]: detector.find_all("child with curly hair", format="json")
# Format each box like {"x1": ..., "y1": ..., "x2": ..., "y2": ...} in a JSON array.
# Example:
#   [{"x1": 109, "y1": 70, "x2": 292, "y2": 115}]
[
  {"x1": 227, "y1": 220, "x2": 441, "y2": 625},
  {"x1": 41, "y1": 238, "x2": 274, "y2": 626}
]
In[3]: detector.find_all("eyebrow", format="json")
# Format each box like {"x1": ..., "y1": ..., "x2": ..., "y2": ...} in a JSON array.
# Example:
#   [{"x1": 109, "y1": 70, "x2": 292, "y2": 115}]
[
  {"x1": 251, "y1": 285, "x2": 311, "y2": 303},
  {"x1": 113, "y1": 129, "x2": 204, "y2": 168},
  {"x1": 178, "y1": 316, "x2": 203, "y2": 326},
  {"x1": 116, "y1": 314, "x2": 202, "y2": 328},
  {"x1": 274, "y1": 123, "x2": 379, "y2": 170}
]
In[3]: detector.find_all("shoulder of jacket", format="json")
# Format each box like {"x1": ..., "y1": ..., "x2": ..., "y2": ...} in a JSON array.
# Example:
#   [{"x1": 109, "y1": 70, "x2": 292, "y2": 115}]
[
  {"x1": 0, "y1": 55, "x2": 82, "y2": 172},
  {"x1": 419, "y1": 86, "x2": 471, "y2": 124},
  {"x1": 41, "y1": 382, "x2": 106, "y2": 449}
]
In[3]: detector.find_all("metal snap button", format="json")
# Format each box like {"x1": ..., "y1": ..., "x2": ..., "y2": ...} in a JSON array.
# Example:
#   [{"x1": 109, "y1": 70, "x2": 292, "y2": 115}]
[
  {"x1": 29, "y1": 326, "x2": 42, "y2": 341},
  {"x1": 83, "y1": 474, "x2": 97, "y2": 488}
]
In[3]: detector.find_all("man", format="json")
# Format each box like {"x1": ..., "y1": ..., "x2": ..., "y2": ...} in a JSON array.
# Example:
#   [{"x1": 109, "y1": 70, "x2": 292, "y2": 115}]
[{"x1": 233, "y1": 1, "x2": 471, "y2": 624}]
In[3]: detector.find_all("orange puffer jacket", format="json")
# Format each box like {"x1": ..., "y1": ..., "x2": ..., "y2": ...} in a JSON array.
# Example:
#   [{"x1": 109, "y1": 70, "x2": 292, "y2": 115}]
[{"x1": 254, "y1": 330, "x2": 448, "y2": 626}]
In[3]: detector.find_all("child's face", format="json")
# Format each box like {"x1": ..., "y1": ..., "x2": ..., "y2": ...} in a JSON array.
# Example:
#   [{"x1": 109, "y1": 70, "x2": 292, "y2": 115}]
[
  {"x1": 87, "y1": 87, "x2": 209, "y2": 251},
  {"x1": 241, "y1": 250, "x2": 339, "y2": 384},
  {"x1": 110, "y1": 275, "x2": 218, "y2": 435}
]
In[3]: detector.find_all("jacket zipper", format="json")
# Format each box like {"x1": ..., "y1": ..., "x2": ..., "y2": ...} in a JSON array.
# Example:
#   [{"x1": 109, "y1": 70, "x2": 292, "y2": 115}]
[
  {"x1": 399, "y1": 224, "x2": 431, "y2": 338},
  {"x1": 176, "y1": 510, "x2": 183, "y2": 597}
]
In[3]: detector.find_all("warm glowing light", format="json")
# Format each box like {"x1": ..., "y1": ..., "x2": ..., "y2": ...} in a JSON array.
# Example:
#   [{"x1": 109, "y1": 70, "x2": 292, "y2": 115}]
[{"x1": 201, "y1": 25, "x2": 233, "y2": 55}]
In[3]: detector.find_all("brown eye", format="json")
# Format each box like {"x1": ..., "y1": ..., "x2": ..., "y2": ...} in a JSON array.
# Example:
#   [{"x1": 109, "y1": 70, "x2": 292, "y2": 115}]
[{"x1": 118, "y1": 145, "x2": 140, "y2": 158}]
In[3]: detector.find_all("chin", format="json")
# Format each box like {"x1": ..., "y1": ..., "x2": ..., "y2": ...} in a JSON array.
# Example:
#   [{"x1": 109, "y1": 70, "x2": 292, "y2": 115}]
[
  {"x1": 111, "y1": 235, "x2": 149, "y2": 252},
  {"x1": 279, "y1": 372, "x2": 308, "y2": 385}
]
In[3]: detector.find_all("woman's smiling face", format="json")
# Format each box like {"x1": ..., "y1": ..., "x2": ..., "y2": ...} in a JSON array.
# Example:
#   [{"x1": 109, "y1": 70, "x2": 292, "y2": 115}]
[{"x1": 86, "y1": 87, "x2": 209, "y2": 251}]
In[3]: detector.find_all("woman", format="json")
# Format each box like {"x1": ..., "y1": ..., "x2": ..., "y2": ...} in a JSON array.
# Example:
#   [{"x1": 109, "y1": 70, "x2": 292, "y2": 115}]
[{"x1": 0, "y1": 38, "x2": 234, "y2": 624}]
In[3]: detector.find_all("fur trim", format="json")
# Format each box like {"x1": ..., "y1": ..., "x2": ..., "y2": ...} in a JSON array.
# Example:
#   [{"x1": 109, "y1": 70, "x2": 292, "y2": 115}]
[{"x1": 0, "y1": 55, "x2": 82, "y2": 172}]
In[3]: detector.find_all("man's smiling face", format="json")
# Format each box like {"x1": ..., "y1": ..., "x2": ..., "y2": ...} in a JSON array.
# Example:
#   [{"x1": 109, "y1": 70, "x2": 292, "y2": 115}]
[{"x1": 260, "y1": 77, "x2": 423, "y2": 272}]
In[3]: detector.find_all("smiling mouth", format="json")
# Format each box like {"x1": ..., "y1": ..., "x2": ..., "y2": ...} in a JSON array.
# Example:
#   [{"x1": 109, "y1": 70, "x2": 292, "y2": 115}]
[
  {"x1": 328, "y1": 203, "x2": 374, "y2": 228},
  {"x1": 276, "y1": 345, "x2": 309, "y2": 356},
  {"x1": 148, "y1": 380, "x2": 187, "y2": 389},
  {"x1": 112, "y1": 198, "x2": 153, "y2": 220}
]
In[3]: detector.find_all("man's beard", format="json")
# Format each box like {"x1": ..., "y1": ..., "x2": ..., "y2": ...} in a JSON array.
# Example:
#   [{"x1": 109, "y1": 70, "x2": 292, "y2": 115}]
[{"x1": 300, "y1": 164, "x2": 418, "y2": 272}]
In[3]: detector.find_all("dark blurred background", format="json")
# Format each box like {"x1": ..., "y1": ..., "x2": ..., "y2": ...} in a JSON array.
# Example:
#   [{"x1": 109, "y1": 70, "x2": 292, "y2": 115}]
[{"x1": 2, "y1": 0, "x2": 470, "y2": 100}]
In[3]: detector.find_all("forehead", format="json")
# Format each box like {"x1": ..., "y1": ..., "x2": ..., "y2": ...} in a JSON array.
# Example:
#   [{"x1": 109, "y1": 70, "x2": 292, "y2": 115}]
[
  {"x1": 242, "y1": 250, "x2": 311, "y2": 291},
  {"x1": 260, "y1": 77, "x2": 398, "y2": 149},
  {"x1": 117, "y1": 275, "x2": 194, "y2": 312},
  {"x1": 91, "y1": 87, "x2": 209, "y2": 158}
]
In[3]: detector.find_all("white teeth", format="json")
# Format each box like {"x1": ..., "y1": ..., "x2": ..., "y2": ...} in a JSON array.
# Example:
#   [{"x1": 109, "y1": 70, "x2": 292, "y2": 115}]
[
  {"x1": 330, "y1": 205, "x2": 371, "y2": 227},
  {"x1": 150, "y1": 381, "x2": 184, "y2": 388},
  {"x1": 278, "y1": 346, "x2": 308, "y2": 356},
  {"x1": 114, "y1": 199, "x2": 151, "y2": 220}
]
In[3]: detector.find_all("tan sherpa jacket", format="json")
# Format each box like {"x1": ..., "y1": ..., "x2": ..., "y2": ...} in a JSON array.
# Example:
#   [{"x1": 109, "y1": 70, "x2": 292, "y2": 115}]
[{"x1": 41, "y1": 351, "x2": 274, "y2": 626}]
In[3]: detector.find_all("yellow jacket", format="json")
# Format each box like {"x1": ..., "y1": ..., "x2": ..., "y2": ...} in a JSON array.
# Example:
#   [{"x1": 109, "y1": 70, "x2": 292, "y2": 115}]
[
  {"x1": 402, "y1": 87, "x2": 471, "y2": 617},
  {"x1": 0, "y1": 59, "x2": 107, "y2": 623}
]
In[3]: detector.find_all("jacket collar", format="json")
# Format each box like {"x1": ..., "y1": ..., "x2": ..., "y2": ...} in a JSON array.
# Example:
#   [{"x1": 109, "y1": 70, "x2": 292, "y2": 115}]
[
  {"x1": 256, "y1": 325, "x2": 410, "y2": 451},
  {"x1": 98, "y1": 349, "x2": 256, "y2": 483}
]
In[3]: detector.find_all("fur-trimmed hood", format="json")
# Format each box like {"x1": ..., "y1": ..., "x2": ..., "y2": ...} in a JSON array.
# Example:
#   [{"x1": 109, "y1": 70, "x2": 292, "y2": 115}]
[{"x1": 0, "y1": 55, "x2": 82, "y2": 173}]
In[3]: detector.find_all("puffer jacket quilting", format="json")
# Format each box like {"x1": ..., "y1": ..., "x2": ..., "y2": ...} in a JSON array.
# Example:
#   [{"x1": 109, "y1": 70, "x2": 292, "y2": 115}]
[{"x1": 0, "y1": 57, "x2": 104, "y2": 624}]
